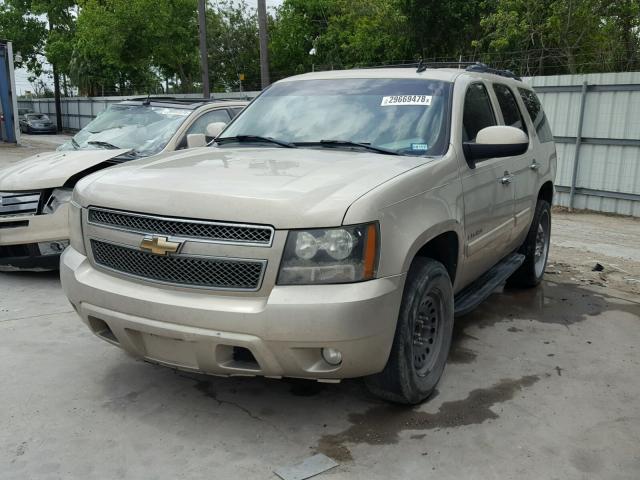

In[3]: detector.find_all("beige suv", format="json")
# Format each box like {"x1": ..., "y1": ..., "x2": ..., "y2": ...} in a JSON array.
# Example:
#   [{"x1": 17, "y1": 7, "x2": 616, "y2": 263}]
[{"x1": 61, "y1": 65, "x2": 556, "y2": 404}]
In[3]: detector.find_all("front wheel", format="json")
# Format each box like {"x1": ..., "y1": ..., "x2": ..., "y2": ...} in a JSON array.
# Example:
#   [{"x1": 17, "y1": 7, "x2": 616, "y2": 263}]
[
  {"x1": 508, "y1": 199, "x2": 551, "y2": 288},
  {"x1": 365, "y1": 258, "x2": 454, "y2": 404}
]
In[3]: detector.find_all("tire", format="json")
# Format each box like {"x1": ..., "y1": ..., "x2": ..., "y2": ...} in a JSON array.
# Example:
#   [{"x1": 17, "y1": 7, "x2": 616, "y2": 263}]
[
  {"x1": 507, "y1": 199, "x2": 551, "y2": 288},
  {"x1": 365, "y1": 258, "x2": 454, "y2": 404}
]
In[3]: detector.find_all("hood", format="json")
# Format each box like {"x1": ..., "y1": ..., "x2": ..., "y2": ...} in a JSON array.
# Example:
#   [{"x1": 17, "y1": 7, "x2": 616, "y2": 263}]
[
  {"x1": 0, "y1": 149, "x2": 131, "y2": 191},
  {"x1": 76, "y1": 147, "x2": 429, "y2": 228}
]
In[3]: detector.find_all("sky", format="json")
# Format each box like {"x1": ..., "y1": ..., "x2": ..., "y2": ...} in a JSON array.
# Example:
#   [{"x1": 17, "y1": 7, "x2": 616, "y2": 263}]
[{"x1": 14, "y1": 0, "x2": 284, "y2": 96}]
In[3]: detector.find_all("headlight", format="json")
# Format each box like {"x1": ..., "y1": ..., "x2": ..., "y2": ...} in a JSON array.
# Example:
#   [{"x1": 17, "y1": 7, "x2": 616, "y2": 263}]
[
  {"x1": 68, "y1": 199, "x2": 85, "y2": 255},
  {"x1": 43, "y1": 188, "x2": 72, "y2": 214},
  {"x1": 277, "y1": 223, "x2": 379, "y2": 285}
]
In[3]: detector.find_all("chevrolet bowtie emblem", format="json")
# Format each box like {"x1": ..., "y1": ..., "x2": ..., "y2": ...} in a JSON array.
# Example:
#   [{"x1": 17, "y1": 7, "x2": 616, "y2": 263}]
[{"x1": 140, "y1": 235, "x2": 182, "y2": 256}]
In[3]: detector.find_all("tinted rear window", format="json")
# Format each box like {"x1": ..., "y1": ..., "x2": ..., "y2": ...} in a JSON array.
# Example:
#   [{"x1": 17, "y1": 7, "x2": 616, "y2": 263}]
[{"x1": 518, "y1": 88, "x2": 553, "y2": 143}]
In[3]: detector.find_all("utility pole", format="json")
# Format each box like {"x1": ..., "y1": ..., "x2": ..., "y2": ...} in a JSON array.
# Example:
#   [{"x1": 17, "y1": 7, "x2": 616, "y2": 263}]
[
  {"x1": 257, "y1": 0, "x2": 270, "y2": 88},
  {"x1": 48, "y1": 18, "x2": 63, "y2": 131},
  {"x1": 198, "y1": 0, "x2": 210, "y2": 98}
]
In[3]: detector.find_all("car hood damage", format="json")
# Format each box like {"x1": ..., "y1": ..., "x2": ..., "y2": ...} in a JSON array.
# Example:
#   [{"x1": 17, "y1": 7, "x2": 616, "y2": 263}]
[
  {"x1": 0, "y1": 149, "x2": 132, "y2": 191},
  {"x1": 75, "y1": 147, "x2": 430, "y2": 228}
]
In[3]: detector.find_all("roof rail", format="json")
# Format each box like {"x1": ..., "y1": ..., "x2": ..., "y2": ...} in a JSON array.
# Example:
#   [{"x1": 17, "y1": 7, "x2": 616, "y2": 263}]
[
  {"x1": 361, "y1": 61, "x2": 515, "y2": 76},
  {"x1": 465, "y1": 63, "x2": 522, "y2": 81}
]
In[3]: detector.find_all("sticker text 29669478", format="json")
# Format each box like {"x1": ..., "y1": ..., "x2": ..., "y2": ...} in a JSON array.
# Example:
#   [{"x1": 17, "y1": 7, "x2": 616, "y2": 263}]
[{"x1": 380, "y1": 95, "x2": 432, "y2": 107}]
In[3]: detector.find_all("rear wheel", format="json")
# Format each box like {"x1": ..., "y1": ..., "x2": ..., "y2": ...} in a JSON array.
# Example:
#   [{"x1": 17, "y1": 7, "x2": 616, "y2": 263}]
[
  {"x1": 508, "y1": 199, "x2": 551, "y2": 287},
  {"x1": 365, "y1": 258, "x2": 454, "y2": 404}
]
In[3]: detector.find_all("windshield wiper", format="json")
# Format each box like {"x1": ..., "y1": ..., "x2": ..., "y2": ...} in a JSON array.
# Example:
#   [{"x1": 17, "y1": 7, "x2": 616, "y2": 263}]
[
  {"x1": 87, "y1": 140, "x2": 120, "y2": 150},
  {"x1": 216, "y1": 135, "x2": 297, "y2": 148},
  {"x1": 295, "y1": 140, "x2": 400, "y2": 156},
  {"x1": 71, "y1": 138, "x2": 80, "y2": 150}
]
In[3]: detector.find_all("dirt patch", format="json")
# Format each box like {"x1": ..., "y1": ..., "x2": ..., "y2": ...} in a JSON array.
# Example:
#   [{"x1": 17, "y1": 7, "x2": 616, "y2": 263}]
[
  {"x1": 317, "y1": 375, "x2": 540, "y2": 461},
  {"x1": 549, "y1": 211, "x2": 640, "y2": 296}
]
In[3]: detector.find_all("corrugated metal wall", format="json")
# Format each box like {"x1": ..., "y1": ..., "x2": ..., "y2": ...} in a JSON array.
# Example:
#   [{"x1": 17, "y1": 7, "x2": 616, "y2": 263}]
[{"x1": 524, "y1": 72, "x2": 640, "y2": 217}]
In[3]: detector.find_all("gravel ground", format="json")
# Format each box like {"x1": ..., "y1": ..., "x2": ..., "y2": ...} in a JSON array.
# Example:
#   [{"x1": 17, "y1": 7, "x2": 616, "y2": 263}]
[{"x1": 549, "y1": 208, "x2": 640, "y2": 297}]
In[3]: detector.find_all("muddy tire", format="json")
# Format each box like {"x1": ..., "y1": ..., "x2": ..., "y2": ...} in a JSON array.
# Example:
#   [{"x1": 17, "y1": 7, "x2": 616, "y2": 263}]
[
  {"x1": 365, "y1": 258, "x2": 454, "y2": 405},
  {"x1": 508, "y1": 199, "x2": 551, "y2": 288}
]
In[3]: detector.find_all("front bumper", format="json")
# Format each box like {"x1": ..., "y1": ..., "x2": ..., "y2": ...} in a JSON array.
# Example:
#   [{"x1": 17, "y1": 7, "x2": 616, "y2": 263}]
[
  {"x1": 25, "y1": 125, "x2": 57, "y2": 133},
  {"x1": 0, "y1": 204, "x2": 69, "y2": 271},
  {"x1": 61, "y1": 247, "x2": 406, "y2": 380}
]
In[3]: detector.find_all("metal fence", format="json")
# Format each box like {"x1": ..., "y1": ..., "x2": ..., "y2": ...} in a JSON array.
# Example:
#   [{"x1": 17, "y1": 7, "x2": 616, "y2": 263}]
[
  {"x1": 17, "y1": 73, "x2": 640, "y2": 216},
  {"x1": 524, "y1": 72, "x2": 640, "y2": 217},
  {"x1": 17, "y1": 92, "x2": 259, "y2": 131}
]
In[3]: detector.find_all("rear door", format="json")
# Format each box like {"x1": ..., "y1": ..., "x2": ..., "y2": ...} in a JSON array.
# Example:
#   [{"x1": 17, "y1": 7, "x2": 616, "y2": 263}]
[
  {"x1": 460, "y1": 82, "x2": 516, "y2": 277},
  {"x1": 491, "y1": 83, "x2": 536, "y2": 241}
]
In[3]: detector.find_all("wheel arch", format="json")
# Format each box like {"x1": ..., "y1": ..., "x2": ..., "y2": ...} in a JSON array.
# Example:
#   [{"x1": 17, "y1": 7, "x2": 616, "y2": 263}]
[
  {"x1": 402, "y1": 222, "x2": 462, "y2": 286},
  {"x1": 538, "y1": 180, "x2": 554, "y2": 205}
]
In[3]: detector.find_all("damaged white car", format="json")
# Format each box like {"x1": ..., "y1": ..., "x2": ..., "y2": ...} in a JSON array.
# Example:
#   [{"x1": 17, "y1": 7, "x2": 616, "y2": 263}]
[{"x1": 0, "y1": 98, "x2": 247, "y2": 271}]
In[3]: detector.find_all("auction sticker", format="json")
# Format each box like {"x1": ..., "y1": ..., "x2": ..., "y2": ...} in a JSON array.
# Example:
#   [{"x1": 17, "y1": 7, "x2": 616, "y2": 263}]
[{"x1": 381, "y1": 95, "x2": 432, "y2": 107}]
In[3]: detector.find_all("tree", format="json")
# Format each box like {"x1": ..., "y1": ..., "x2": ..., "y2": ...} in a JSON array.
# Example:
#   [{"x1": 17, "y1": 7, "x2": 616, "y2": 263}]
[
  {"x1": 206, "y1": 0, "x2": 261, "y2": 91},
  {"x1": 476, "y1": 0, "x2": 640, "y2": 75},
  {"x1": 269, "y1": 0, "x2": 412, "y2": 79},
  {"x1": 72, "y1": 0, "x2": 200, "y2": 95},
  {"x1": 0, "y1": 0, "x2": 47, "y2": 77},
  {"x1": 400, "y1": 0, "x2": 489, "y2": 61}
]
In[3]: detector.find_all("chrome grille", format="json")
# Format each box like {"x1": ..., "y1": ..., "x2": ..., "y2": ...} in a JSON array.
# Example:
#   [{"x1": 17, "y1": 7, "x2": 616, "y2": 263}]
[
  {"x1": 88, "y1": 208, "x2": 273, "y2": 246},
  {"x1": 0, "y1": 191, "x2": 41, "y2": 217},
  {"x1": 91, "y1": 240, "x2": 265, "y2": 290}
]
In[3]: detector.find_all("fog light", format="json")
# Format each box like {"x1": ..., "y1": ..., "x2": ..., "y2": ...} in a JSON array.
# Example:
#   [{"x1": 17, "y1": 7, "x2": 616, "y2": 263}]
[
  {"x1": 38, "y1": 240, "x2": 70, "y2": 255},
  {"x1": 322, "y1": 348, "x2": 342, "y2": 366}
]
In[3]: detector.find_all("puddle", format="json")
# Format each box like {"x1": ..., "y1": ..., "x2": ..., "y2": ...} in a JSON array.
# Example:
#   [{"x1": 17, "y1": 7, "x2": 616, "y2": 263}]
[
  {"x1": 317, "y1": 375, "x2": 540, "y2": 461},
  {"x1": 465, "y1": 280, "x2": 639, "y2": 327},
  {"x1": 448, "y1": 280, "x2": 640, "y2": 365}
]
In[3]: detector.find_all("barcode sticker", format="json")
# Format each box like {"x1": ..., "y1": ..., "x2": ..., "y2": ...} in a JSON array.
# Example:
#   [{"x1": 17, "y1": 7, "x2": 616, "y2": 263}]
[{"x1": 381, "y1": 95, "x2": 432, "y2": 107}]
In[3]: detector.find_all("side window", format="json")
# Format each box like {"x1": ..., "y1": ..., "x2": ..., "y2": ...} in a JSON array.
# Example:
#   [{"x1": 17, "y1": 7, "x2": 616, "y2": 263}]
[
  {"x1": 518, "y1": 88, "x2": 553, "y2": 143},
  {"x1": 186, "y1": 109, "x2": 231, "y2": 136},
  {"x1": 463, "y1": 83, "x2": 496, "y2": 142},
  {"x1": 493, "y1": 84, "x2": 527, "y2": 134},
  {"x1": 230, "y1": 107, "x2": 244, "y2": 118}
]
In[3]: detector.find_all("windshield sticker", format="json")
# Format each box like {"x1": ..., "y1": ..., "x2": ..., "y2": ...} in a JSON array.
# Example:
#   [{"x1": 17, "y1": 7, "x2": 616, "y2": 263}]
[
  {"x1": 381, "y1": 95, "x2": 432, "y2": 107},
  {"x1": 411, "y1": 143, "x2": 429, "y2": 151}
]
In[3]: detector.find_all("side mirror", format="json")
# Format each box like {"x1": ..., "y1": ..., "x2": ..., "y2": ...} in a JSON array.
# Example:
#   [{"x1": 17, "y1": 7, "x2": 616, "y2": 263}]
[
  {"x1": 206, "y1": 122, "x2": 227, "y2": 139},
  {"x1": 463, "y1": 126, "x2": 528, "y2": 165},
  {"x1": 186, "y1": 133, "x2": 207, "y2": 149}
]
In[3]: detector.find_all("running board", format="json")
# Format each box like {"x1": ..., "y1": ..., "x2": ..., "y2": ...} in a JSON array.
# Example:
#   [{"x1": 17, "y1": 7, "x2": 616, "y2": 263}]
[{"x1": 454, "y1": 253, "x2": 525, "y2": 317}]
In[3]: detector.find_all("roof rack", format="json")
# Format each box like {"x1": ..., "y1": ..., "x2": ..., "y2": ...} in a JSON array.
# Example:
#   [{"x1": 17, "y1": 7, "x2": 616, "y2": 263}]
[
  {"x1": 362, "y1": 61, "x2": 521, "y2": 80},
  {"x1": 465, "y1": 63, "x2": 522, "y2": 81},
  {"x1": 364, "y1": 61, "x2": 477, "y2": 71}
]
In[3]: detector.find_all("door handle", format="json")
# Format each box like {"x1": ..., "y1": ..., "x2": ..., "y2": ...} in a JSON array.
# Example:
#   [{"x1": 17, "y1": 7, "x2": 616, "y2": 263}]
[
  {"x1": 530, "y1": 160, "x2": 539, "y2": 171},
  {"x1": 499, "y1": 172, "x2": 513, "y2": 185}
]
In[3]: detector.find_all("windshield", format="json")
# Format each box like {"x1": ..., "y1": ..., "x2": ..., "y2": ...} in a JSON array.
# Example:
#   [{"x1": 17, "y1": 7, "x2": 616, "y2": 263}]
[
  {"x1": 27, "y1": 114, "x2": 48, "y2": 121},
  {"x1": 61, "y1": 104, "x2": 191, "y2": 158},
  {"x1": 220, "y1": 78, "x2": 452, "y2": 156}
]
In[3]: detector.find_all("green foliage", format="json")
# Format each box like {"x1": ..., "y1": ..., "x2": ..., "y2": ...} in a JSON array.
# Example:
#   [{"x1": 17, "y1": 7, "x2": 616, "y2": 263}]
[
  {"x1": 476, "y1": 0, "x2": 640, "y2": 74},
  {"x1": 0, "y1": 0, "x2": 47, "y2": 76},
  {"x1": 2, "y1": 0, "x2": 640, "y2": 97},
  {"x1": 269, "y1": 0, "x2": 411, "y2": 79},
  {"x1": 206, "y1": 0, "x2": 261, "y2": 91},
  {"x1": 400, "y1": 0, "x2": 490, "y2": 59}
]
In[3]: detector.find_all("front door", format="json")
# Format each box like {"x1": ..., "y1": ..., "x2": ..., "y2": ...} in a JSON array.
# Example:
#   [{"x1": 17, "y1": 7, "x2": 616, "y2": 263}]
[
  {"x1": 491, "y1": 83, "x2": 537, "y2": 242},
  {"x1": 460, "y1": 82, "x2": 516, "y2": 281}
]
